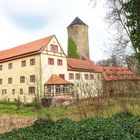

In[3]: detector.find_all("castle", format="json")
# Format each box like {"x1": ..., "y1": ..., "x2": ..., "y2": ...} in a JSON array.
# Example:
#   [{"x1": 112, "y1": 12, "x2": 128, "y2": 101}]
[{"x1": 0, "y1": 17, "x2": 139, "y2": 103}]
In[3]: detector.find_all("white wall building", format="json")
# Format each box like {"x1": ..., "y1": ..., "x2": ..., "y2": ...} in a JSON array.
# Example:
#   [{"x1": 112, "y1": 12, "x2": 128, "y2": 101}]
[{"x1": 0, "y1": 35, "x2": 102, "y2": 103}]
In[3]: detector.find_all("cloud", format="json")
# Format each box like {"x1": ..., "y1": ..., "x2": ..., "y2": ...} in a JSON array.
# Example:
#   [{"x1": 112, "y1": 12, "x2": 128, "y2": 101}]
[{"x1": 8, "y1": 14, "x2": 49, "y2": 30}]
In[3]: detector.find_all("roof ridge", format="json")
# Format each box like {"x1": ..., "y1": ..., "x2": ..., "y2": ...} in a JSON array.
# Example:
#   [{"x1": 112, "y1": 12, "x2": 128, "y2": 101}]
[
  {"x1": 0, "y1": 35, "x2": 54, "y2": 53},
  {"x1": 0, "y1": 35, "x2": 54, "y2": 62},
  {"x1": 45, "y1": 74, "x2": 71, "y2": 85}
]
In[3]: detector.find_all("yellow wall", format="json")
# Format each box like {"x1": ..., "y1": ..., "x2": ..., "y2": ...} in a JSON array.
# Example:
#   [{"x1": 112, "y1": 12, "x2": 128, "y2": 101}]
[{"x1": 0, "y1": 54, "x2": 41, "y2": 102}]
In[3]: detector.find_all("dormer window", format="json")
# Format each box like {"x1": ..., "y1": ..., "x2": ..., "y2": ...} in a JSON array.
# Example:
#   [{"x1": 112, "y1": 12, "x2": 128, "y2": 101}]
[{"x1": 50, "y1": 44, "x2": 58, "y2": 52}]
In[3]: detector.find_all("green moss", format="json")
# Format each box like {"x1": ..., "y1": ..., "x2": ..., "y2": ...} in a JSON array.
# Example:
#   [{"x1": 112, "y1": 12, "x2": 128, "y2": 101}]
[{"x1": 68, "y1": 37, "x2": 80, "y2": 58}]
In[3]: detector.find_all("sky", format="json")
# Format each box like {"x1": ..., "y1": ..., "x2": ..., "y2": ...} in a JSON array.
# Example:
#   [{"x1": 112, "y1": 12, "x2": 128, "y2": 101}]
[{"x1": 0, "y1": 0, "x2": 110, "y2": 62}]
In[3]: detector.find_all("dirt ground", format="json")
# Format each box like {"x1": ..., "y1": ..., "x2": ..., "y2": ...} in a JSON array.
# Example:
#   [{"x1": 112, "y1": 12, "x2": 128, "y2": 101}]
[{"x1": 0, "y1": 115, "x2": 36, "y2": 134}]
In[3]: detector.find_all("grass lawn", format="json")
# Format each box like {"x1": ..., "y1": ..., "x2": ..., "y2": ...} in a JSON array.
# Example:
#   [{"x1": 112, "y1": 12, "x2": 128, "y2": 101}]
[
  {"x1": 0, "y1": 102, "x2": 68, "y2": 118},
  {"x1": 0, "y1": 97, "x2": 140, "y2": 118}
]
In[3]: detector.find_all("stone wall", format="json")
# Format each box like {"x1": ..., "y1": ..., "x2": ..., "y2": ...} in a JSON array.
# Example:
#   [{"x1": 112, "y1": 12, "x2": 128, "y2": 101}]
[
  {"x1": 102, "y1": 79, "x2": 140, "y2": 97},
  {"x1": 67, "y1": 24, "x2": 89, "y2": 59}
]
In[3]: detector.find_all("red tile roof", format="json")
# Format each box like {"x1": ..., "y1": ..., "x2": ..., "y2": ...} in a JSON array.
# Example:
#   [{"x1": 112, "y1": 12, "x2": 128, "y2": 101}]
[
  {"x1": 0, "y1": 35, "x2": 54, "y2": 62},
  {"x1": 67, "y1": 58, "x2": 96, "y2": 72},
  {"x1": 93, "y1": 66, "x2": 138, "y2": 81},
  {"x1": 66, "y1": 58, "x2": 139, "y2": 81},
  {"x1": 45, "y1": 74, "x2": 71, "y2": 85}
]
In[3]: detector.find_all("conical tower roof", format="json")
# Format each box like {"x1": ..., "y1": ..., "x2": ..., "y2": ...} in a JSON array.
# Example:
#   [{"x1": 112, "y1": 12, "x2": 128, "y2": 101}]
[{"x1": 68, "y1": 17, "x2": 88, "y2": 27}]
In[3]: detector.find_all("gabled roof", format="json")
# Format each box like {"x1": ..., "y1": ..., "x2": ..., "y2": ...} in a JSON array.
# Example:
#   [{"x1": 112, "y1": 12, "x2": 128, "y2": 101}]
[
  {"x1": 45, "y1": 74, "x2": 71, "y2": 85},
  {"x1": 68, "y1": 17, "x2": 88, "y2": 27},
  {"x1": 67, "y1": 58, "x2": 96, "y2": 72},
  {"x1": 94, "y1": 66, "x2": 138, "y2": 81},
  {"x1": 0, "y1": 35, "x2": 54, "y2": 62}
]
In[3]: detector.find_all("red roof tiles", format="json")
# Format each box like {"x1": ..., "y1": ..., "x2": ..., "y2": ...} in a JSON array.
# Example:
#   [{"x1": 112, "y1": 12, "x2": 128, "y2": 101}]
[
  {"x1": 67, "y1": 58, "x2": 96, "y2": 71},
  {"x1": 66, "y1": 58, "x2": 138, "y2": 81},
  {"x1": 0, "y1": 35, "x2": 54, "y2": 62},
  {"x1": 93, "y1": 66, "x2": 138, "y2": 81},
  {"x1": 45, "y1": 74, "x2": 71, "y2": 85}
]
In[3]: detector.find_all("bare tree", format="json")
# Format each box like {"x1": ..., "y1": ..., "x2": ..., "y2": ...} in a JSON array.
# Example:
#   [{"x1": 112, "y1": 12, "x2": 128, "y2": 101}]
[
  {"x1": 89, "y1": 0, "x2": 140, "y2": 73},
  {"x1": 96, "y1": 55, "x2": 124, "y2": 66},
  {"x1": 105, "y1": 0, "x2": 140, "y2": 72}
]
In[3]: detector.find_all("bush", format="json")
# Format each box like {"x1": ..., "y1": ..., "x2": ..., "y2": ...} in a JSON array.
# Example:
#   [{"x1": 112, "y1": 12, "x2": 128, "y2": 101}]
[{"x1": 0, "y1": 112, "x2": 140, "y2": 140}]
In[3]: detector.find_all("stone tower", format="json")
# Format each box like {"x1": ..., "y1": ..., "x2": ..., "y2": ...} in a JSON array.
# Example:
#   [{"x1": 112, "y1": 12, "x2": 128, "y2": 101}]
[{"x1": 67, "y1": 17, "x2": 90, "y2": 59}]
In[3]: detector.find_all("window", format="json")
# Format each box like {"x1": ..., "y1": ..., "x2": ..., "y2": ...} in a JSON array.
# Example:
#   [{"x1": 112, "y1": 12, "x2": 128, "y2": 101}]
[
  {"x1": 97, "y1": 74, "x2": 100, "y2": 80},
  {"x1": 21, "y1": 60, "x2": 26, "y2": 67},
  {"x1": 12, "y1": 89, "x2": 15, "y2": 95},
  {"x1": 56, "y1": 85, "x2": 61, "y2": 93},
  {"x1": 63, "y1": 85, "x2": 69, "y2": 93},
  {"x1": 20, "y1": 89, "x2": 23, "y2": 94},
  {"x1": 30, "y1": 75, "x2": 35, "y2": 82},
  {"x1": 69, "y1": 73, "x2": 74, "y2": 80},
  {"x1": 8, "y1": 63, "x2": 12, "y2": 69},
  {"x1": 48, "y1": 58, "x2": 54, "y2": 65},
  {"x1": 85, "y1": 74, "x2": 89, "y2": 80},
  {"x1": 90, "y1": 74, "x2": 94, "y2": 80},
  {"x1": 57, "y1": 59, "x2": 63, "y2": 66},
  {"x1": 20, "y1": 76, "x2": 25, "y2": 83},
  {"x1": 2, "y1": 89, "x2": 7, "y2": 94},
  {"x1": 59, "y1": 74, "x2": 65, "y2": 79},
  {"x1": 30, "y1": 58, "x2": 35, "y2": 65},
  {"x1": 47, "y1": 86, "x2": 51, "y2": 94},
  {"x1": 8, "y1": 77, "x2": 12, "y2": 84},
  {"x1": 75, "y1": 73, "x2": 80, "y2": 80},
  {"x1": 0, "y1": 65, "x2": 2, "y2": 71},
  {"x1": 50, "y1": 44, "x2": 58, "y2": 52},
  {"x1": 28, "y1": 87, "x2": 35, "y2": 94},
  {"x1": 47, "y1": 86, "x2": 53, "y2": 94},
  {"x1": 0, "y1": 79, "x2": 2, "y2": 85}
]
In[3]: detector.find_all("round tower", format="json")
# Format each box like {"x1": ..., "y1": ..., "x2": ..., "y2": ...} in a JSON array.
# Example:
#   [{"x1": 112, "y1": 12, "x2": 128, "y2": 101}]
[{"x1": 67, "y1": 17, "x2": 90, "y2": 59}]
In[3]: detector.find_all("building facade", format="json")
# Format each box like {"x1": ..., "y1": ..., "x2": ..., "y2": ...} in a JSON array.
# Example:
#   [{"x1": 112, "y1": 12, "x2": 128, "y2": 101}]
[
  {"x1": 0, "y1": 35, "x2": 101, "y2": 103},
  {"x1": 1, "y1": 17, "x2": 138, "y2": 103}
]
